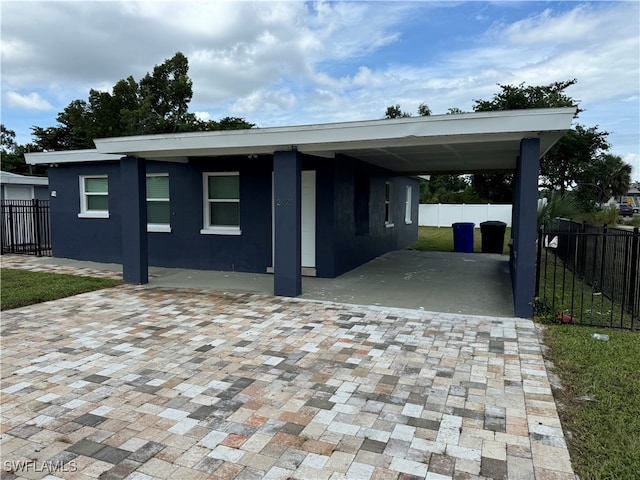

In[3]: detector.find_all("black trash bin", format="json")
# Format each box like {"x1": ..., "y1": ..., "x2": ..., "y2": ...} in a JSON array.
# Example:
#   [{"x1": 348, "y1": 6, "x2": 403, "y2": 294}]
[
  {"x1": 452, "y1": 222, "x2": 475, "y2": 253},
  {"x1": 480, "y1": 221, "x2": 507, "y2": 254}
]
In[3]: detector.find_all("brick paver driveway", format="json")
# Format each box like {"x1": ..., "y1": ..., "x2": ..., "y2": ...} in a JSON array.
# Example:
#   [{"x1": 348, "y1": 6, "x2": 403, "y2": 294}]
[{"x1": 1, "y1": 274, "x2": 574, "y2": 479}]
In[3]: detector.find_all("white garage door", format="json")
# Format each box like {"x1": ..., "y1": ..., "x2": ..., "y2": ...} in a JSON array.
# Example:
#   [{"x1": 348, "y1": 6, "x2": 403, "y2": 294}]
[{"x1": 4, "y1": 185, "x2": 33, "y2": 200}]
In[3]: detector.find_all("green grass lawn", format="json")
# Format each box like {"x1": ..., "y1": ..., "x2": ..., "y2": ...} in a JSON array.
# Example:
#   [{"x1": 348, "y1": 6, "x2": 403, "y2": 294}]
[
  {"x1": 414, "y1": 226, "x2": 511, "y2": 254},
  {"x1": 535, "y1": 252, "x2": 636, "y2": 330},
  {"x1": 543, "y1": 325, "x2": 640, "y2": 479},
  {"x1": 0, "y1": 268, "x2": 122, "y2": 310}
]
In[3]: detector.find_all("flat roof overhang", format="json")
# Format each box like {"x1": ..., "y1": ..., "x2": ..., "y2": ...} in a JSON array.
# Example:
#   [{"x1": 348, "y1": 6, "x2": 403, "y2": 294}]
[
  {"x1": 0, "y1": 171, "x2": 48, "y2": 186},
  {"x1": 26, "y1": 107, "x2": 576, "y2": 174}
]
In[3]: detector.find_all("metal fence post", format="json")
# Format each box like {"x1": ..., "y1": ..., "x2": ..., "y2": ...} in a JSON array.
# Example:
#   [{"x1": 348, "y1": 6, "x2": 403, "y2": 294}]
[
  {"x1": 33, "y1": 199, "x2": 42, "y2": 257},
  {"x1": 600, "y1": 224, "x2": 608, "y2": 288},
  {"x1": 535, "y1": 227, "x2": 543, "y2": 297},
  {"x1": 8, "y1": 204, "x2": 16, "y2": 253},
  {"x1": 629, "y1": 227, "x2": 639, "y2": 323}
]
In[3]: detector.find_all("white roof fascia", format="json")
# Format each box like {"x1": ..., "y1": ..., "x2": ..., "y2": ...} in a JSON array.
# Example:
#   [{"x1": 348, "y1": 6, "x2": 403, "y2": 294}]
[
  {"x1": 22, "y1": 108, "x2": 576, "y2": 165},
  {"x1": 24, "y1": 149, "x2": 122, "y2": 165},
  {"x1": 93, "y1": 108, "x2": 576, "y2": 159}
]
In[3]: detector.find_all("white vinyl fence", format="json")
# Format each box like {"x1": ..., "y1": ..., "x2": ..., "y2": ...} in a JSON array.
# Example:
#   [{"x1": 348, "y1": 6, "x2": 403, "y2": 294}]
[{"x1": 419, "y1": 204, "x2": 512, "y2": 227}]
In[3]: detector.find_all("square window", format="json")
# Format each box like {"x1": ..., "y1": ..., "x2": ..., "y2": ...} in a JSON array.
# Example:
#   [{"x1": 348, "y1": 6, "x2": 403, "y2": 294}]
[
  {"x1": 79, "y1": 175, "x2": 109, "y2": 218},
  {"x1": 202, "y1": 172, "x2": 241, "y2": 235}
]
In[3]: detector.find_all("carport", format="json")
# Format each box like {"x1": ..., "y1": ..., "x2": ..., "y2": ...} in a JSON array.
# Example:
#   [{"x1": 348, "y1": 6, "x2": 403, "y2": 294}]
[{"x1": 27, "y1": 107, "x2": 575, "y2": 317}]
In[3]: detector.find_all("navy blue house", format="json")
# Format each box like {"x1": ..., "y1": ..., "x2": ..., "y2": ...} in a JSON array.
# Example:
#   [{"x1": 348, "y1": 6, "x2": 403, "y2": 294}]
[
  {"x1": 44, "y1": 153, "x2": 419, "y2": 279},
  {"x1": 26, "y1": 109, "x2": 575, "y2": 317}
]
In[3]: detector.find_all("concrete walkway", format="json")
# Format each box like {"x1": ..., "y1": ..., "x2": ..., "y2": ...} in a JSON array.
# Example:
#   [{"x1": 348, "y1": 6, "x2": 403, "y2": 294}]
[{"x1": 0, "y1": 255, "x2": 574, "y2": 479}]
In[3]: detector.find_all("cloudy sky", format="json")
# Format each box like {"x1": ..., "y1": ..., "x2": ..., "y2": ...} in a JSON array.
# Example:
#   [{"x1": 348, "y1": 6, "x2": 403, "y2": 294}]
[{"x1": 2, "y1": 1, "x2": 639, "y2": 180}]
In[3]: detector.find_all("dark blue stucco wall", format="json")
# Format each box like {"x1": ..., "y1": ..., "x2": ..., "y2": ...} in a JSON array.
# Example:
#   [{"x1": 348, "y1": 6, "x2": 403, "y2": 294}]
[
  {"x1": 34, "y1": 185, "x2": 49, "y2": 200},
  {"x1": 146, "y1": 158, "x2": 273, "y2": 272},
  {"x1": 48, "y1": 162, "x2": 123, "y2": 263},
  {"x1": 319, "y1": 155, "x2": 419, "y2": 277},
  {"x1": 48, "y1": 154, "x2": 418, "y2": 278},
  {"x1": 49, "y1": 158, "x2": 273, "y2": 272}
]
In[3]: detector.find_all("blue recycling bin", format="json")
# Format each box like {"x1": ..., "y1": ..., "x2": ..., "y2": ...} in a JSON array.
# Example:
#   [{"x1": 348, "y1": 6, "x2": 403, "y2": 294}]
[{"x1": 452, "y1": 222, "x2": 475, "y2": 253}]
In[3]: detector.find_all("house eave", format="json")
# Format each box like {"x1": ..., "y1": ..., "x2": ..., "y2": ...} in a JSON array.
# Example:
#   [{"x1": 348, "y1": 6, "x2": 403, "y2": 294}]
[
  {"x1": 25, "y1": 149, "x2": 122, "y2": 166},
  {"x1": 23, "y1": 107, "x2": 576, "y2": 173},
  {"x1": 0, "y1": 171, "x2": 49, "y2": 185},
  {"x1": 93, "y1": 107, "x2": 575, "y2": 157}
]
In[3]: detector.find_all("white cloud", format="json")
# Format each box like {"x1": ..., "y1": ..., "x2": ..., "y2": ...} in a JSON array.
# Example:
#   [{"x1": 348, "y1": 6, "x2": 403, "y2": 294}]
[
  {"x1": 4, "y1": 91, "x2": 53, "y2": 111},
  {"x1": 0, "y1": 1, "x2": 637, "y2": 179},
  {"x1": 230, "y1": 88, "x2": 298, "y2": 120},
  {"x1": 193, "y1": 111, "x2": 211, "y2": 122}
]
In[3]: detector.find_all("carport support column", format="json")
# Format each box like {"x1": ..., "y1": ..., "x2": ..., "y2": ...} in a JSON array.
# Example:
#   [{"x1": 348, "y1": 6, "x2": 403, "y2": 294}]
[
  {"x1": 273, "y1": 150, "x2": 302, "y2": 297},
  {"x1": 120, "y1": 156, "x2": 148, "y2": 284},
  {"x1": 512, "y1": 138, "x2": 540, "y2": 317}
]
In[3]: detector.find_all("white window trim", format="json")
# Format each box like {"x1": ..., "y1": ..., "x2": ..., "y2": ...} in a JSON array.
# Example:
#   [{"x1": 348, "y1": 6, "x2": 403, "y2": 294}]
[
  {"x1": 78, "y1": 175, "x2": 109, "y2": 219},
  {"x1": 146, "y1": 173, "x2": 171, "y2": 233},
  {"x1": 384, "y1": 181, "x2": 394, "y2": 228},
  {"x1": 201, "y1": 172, "x2": 241, "y2": 235},
  {"x1": 148, "y1": 224, "x2": 172, "y2": 233},
  {"x1": 78, "y1": 211, "x2": 110, "y2": 219},
  {"x1": 405, "y1": 185, "x2": 413, "y2": 224},
  {"x1": 200, "y1": 226, "x2": 242, "y2": 235}
]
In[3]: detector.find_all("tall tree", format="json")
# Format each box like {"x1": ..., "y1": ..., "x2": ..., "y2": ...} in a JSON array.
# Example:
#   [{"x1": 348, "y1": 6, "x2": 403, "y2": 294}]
[
  {"x1": 1, "y1": 125, "x2": 46, "y2": 175},
  {"x1": 470, "y1": 79, "x2": 632, "y2": 207},
  {"x1": 419, "y1": 175, "x2": 480, "y2": 203},
  {"x1": 384, "y1": 103, "x2": 432, "y2": 118},
  {"x1": 32, "y1": 52, "x2": 254, "y2": 151},
  {"x1": 473, "y1": 79, "x2": 580, "y2": 112},
  {"x1": 539, "y1": 124, "x2": 611, "y2": 194},
  {"x1": 417, "y1": 103, "x2": 431, "y2": 116},
  {"x1": 385, "y1": 104, "x2": 412, "y2": 118},
  {"x1": 574, "y1": 153, "x2": 632, "y2": 210},
  {"x1": 471, "y1": 174, "x2": 513, "y2": 204},
  {"x1": 137, "y1": 52, "x2": 193, "y2": 134}
]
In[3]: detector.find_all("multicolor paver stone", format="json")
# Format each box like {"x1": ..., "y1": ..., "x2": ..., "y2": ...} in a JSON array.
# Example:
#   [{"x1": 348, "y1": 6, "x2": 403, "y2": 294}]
[{"x1": 0, "y1": 256, "x2": 575, "y2": 479}]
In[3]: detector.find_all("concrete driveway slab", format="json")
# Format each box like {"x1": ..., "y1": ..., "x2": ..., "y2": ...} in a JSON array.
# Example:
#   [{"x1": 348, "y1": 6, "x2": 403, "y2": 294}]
[{"x1": 1, "y1": 249, "x2": 514, "y2": 318}]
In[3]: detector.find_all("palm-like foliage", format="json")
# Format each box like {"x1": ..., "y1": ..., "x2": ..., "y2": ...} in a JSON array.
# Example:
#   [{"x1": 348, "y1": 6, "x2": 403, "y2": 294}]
[{"x1": 537, "y1": 192, "x2": 580, "y2": 230}]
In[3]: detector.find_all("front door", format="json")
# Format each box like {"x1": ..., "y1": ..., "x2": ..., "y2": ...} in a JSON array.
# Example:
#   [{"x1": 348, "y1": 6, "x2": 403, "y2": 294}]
[{"x1": 272, "y1": 170, "x2": 316, "y2": 269}]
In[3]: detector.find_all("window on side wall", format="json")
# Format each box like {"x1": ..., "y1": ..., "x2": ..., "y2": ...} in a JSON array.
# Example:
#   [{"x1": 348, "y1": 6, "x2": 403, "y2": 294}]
[
  {"x1": 405, "y1": 185, "x2": 413, "y2": 224},
  {"x1": 201, "y1": 172, "x2": 241, "y2": 235},
  {"x1": 79, "y1": 175, "x2": 109, "y2": 218},
  {"x1": 147, "y1": 174, "x2": 170, "y2": 232},
  {"x1": 385, "y1": 181, "x2": 394, "y2": 227}
]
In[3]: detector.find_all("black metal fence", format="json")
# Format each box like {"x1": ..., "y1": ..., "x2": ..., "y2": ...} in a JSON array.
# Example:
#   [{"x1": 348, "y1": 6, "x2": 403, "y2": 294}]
[
  {"x1": 535, "y1": 219, "x2": 639, "y2": 330},
  {"x1": 1, "y1": 200, "x2": 52, "y2": 256}
]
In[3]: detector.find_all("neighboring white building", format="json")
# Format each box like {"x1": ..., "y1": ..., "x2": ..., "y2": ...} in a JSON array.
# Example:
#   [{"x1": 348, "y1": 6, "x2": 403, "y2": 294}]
[{"x1": 0, "y1": 171, "x2": 49, "y2": 201}]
